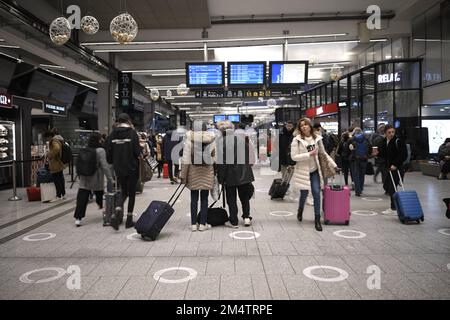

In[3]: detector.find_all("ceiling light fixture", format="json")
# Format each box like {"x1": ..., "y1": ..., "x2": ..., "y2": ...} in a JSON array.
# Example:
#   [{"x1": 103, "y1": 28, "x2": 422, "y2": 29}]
[
  {"x1": 0, "y1": 44, "x2": 20, "y2": 49},
  {"x1": 39, "y1": 64, "x2": 66, "y2": 69}
]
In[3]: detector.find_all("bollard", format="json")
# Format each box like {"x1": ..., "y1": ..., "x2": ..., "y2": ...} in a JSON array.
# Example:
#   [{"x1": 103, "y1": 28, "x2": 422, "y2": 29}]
[{"x1": 8, "y1": 160, "x2": 22, "y2": 201}]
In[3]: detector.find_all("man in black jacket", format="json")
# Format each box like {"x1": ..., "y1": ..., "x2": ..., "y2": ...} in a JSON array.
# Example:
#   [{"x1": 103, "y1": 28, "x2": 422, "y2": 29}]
[
  {"x1": 375, "y1": 124, "x2": 408, "y2": 214},
  {"x1": 105, "y1": 113, "x2": 142, "y2": 230},
  {"x1": 279, "y1": 121, "x2": 296, "y2": 176}
]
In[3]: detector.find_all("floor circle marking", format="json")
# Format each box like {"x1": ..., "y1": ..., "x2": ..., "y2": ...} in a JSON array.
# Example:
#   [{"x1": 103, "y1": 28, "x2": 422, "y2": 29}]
[
  {"x1": 352, "y1": 210, "x2": 378, "y2": 216},
  {"x1": 438, "y1": 228, "x2": 450, "y2": 236},
  {"x1": 269, "y1": 211, "x2": 294, "y2": 217},
  {"x1": 302, "y1": 265, "x2": 349, "y2": 282},
  {"x1": 22, "y1": 233, "x2": 56, "y2": 242},
  {"x1": 229, "y1": 231, "x2": 261, "y2": 240},
  {"x1": 333, "y1": 230, "x2": 367, "y2": 239},
  {"x1": 19, "y1": 267, "x2": 66, "y2": 284},
  {"x1": 126, "y1": 233, "x2": 141, "y2": 241},
  {"x1": 361, "y1": 197, "x2": 383, "y2": 202},
  {"x1": 153, "y1": 267, "x2": 197, "y2": 284}
]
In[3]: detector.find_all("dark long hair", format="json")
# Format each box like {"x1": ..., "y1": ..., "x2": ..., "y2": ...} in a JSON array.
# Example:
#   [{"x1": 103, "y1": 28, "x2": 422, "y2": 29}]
[{"x1": 88, "y1": 132, "x2": 102, "y2": 148}]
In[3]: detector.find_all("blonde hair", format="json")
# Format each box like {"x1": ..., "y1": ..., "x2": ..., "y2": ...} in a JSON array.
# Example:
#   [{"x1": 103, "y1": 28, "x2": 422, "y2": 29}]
[{"x1": 217, "y1": 120, "x2": 234, "y2": 133}]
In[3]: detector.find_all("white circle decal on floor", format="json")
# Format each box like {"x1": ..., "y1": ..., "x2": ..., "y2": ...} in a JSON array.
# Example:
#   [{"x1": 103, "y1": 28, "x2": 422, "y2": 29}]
[
  {"x1": 269, "y1": 211, "x2": 294, "y2": 217},
  {"x1": 333, "y1": 230, "x2": 367, "y2": 239},
  {"x1": 352, "y1": 210, "x2": 378, "y2": 216},
  {"x1": 381, "y1": 210, "x2": 397, "y2": 216},
  {"x1": 19, "y1": 267, "x2": 66, "y2": 284},
  {"x1": 22, "y1": 233, "x2": 56, "y2": 242},
  {"x1": 438, "y1": 228, "x2": 450, "y2": 236},
  {"x1": 256, "y1": 188, "x2": 270, "y2": 193},
  {"x1": 303, "y1": 265, "x2": 349, "y2": 282},
  {"x1": 229, "y1": 231, "x2": 261, "y2": 240},
  {"x1": 153, "y1": 267, "x2": 197, "y2": 284},
  {"x1": 126, "y1": 233, "x2": 141, "y2": 241},
  {"x1": 361, "y1": 197, "x2": 383, "y2": 202}
]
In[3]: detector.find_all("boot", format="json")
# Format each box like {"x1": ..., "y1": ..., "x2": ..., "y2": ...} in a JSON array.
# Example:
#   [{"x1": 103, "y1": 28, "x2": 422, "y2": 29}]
[
  {"x1": 125, "y1": 215, "x2": 135, "y2": 229},
  {"x1": 297, "y1": 208, "x2": 303, "y2": 222},
  {"x1": 314, "y1": 216, "x2": 323, "y2": 232}
]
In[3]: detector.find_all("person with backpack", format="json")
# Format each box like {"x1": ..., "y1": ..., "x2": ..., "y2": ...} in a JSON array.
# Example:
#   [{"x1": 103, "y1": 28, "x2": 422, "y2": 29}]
[
  {"x1": 180, "y1": 121, "x2": 216, "y2": 232},
  {"x1": 74, "y1": 133, "x2": 113, "y2": 227},
  {"x1": 374, "y1": 124, "x2": 407, "y2": 214},
  {"x1": 44, "y1": 128, "x2": 68, "y2": 202},
  {"x1": 217, "y1": 122, "x2": 256, "y2": 228},
  {"x1": 348, "y1": 127, "x2": 372, "y2": 197},
  {"x1": 105, "y1": 113, "x2": 142, "y2": 230},
  {"x1": 336, "y1": 132, "x2": 351, "y2": 186}
]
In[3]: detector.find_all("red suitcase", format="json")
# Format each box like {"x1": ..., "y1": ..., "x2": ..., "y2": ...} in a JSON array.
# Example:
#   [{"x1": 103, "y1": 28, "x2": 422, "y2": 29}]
[
  {"x1": 26, "y1": 187, "x2": 41, "y2": 202},
  {"x1": 323, "y1": 174, "x2": 351, "y2": 225}
]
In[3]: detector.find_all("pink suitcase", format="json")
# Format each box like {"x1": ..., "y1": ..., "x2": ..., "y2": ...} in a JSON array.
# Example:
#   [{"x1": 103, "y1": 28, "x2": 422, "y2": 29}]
[{"x1": 323, "y1": 176, "x2": 351, "y2": 225}]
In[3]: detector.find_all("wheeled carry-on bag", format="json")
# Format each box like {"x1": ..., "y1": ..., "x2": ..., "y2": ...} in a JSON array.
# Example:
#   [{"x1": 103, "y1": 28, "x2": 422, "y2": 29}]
[
  {"x1": 390, "y1": 171, "x2": 424, "y2": 224},
  {"x1": 104, "y1": 182, "x2": 121, "y2": 226},
  {"x1": 135, "y1": 183, "x2": 186, "y2": 241},
  {"x1": 323, "y1": 173, "x2": 351, "y2": 225},
  {"x1": 269, "y1": 166, "x2": 294, "y2": 200},
  {"x1": 40, "y1": 182, "x2": 56, "y2": 203}
]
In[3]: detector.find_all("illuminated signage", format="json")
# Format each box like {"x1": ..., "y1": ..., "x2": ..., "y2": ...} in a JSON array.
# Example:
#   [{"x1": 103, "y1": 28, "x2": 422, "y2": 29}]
[
  {"x1": 0, "y1": 93, "x2": 12, "y2": 109},
  {"x1": 306, "y1": 103, "x2": 338, "y2": 118},
  {"x1": 378, "y1": 72, "x2": 401, "y2": 84},
  {"x1": 44, "y1": 103, "x2": 66, "y2": 116}
]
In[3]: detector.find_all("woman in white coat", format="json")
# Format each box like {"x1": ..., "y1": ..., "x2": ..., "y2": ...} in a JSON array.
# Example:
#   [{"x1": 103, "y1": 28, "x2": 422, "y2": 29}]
[{"x1": 290, "y1": 118, "x2": 338, "y2": 231}]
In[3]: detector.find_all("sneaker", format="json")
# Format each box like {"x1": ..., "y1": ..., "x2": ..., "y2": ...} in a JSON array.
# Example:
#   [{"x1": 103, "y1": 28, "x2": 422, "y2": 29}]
[
  {"x1": 225, "y1": 222, "x2": 239, "y2": 229},
  {"x1": 206, "y1": 224, "x2": 212, "y2": 229},
  {"x1": 49, "y1": 197, "x2": 61, "y2": 203},
  {"x1": 75, "y1": 219, "x2": 81, "y2": 227},
  {"x1": 383, "y1": 208, "x2": 397, "y2": 214},
  {"x1": 191, "y1": 225, "x2": 197, "y2": 232},
  {"x1": 244, "y1": 218, "x2": 252, "y2": 227},
  {"x1": 62, "y1": 196, "x2": 67, "y2": 200},
  {"x1": 198, "y1": 224, "x2": 207, "y2": 232}
]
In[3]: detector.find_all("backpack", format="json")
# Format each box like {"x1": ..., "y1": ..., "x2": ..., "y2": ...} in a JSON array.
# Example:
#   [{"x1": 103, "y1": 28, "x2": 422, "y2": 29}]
[
  {"x1": 354, "y1": 138, "x2": 369, "y2": 159},
  {"x1": 60, "y1": 141, "x2": 72, "y2": 165},
  {"x1": 76, "y1": 148, "x2": 97, "y2": 176},
  {"x1": 395, "y1": 139, "x2": 411, "y2": 165}
]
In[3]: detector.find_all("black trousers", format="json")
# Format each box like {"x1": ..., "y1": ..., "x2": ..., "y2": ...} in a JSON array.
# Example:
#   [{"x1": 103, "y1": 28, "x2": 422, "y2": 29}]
[
  {"x1": 52, "y1": 171, "x2": 65, "y2": 198},
  {"x1": 74, "y1": 189, "x2": 103, "y2": 220},
  {"x1": 117, "y1": 172, "x2": 139, "y2": 214},
  {"x1": 341, "y1": 159, "x2": 350, "y2": 185},
  {"x1": 167, "y1": 160, "x2": 180, "y2": 180},
  {"x1": 442, "y1": 161, "x2": 450, "y2": 174},
  {"x1": 157, "y1": 161, "x2": 163, "y2": 177},
  {"x1": 226, "y1": 183, "x2": 253, "y2": 226},
  {"x1": 384, "y1": 169, "x2": 405, "y2": 210}
]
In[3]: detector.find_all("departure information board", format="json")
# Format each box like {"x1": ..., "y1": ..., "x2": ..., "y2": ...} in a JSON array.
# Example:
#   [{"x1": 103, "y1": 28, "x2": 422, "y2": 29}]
[
  {"x1": 186, "y1": 63, "x2": 224, "y2": 87},
  {"x1": 269, "y1": 61, "x2": 308, "y2": 87},
  {"x1": 228, "y1": 62, "x2": 265, "y2": 87}
]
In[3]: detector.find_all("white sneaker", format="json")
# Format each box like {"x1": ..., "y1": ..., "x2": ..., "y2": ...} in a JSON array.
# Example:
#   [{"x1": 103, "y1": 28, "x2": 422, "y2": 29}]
[
  {"x1": 206, "y1": 224, "x2": 212, "y2": 229},
  {"x1": 191, "y1": 225, "x2": 197, "y2": 232},
  {"x1": 224, "y1": 222, "x2": 239, "y2": 229},
  {"x1": 50, "y1": 197, "x2": 61, "y2": 203},
  {"x1": 198, "y1": 224, "x2": 207, "y2": 232},
  {"x1": 244, "y1": 218, "x2": 252, "y2": 227},
  {"x1": 62, "y1": 196, "x2": 67, "y2": 200},
  {"x1": 75, "y1": 219, "x2": 81, "y2": 227},
  {"x1": 383, "y1": 208, "x2": 397, "y2": 214}
]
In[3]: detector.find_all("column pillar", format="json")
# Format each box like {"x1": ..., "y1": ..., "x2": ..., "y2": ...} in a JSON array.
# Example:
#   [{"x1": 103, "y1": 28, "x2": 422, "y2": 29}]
[{"x1": 97, "y1": 81, "x2": 116, "y2": 135}]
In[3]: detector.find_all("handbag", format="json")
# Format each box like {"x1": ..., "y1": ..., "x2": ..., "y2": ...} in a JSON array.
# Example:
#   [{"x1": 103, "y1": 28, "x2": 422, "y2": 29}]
[
  {"x1": 197, "y1": 186, "x2": 229, "y2": 226},
  {"x1": 140, "y1": 159, "x2": 153, "y2": 183},
  {"x1": 146, "y1": 157, "x2": 159, "y2": 171},
  {"x1": 318, "y1": 140, "x2": 336, "y2": 179}
]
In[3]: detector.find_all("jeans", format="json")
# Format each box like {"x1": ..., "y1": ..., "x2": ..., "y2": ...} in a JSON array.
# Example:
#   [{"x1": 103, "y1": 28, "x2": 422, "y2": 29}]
[
  {"x1": 350, "y1": 160, "x2": 367, "y2": 194},
  {"x1": 117, "y1": 171, "x2": 139, "y2": 215},
  {"x1": 226, "y1": 183, "x2": 253, "y2": 226},
  {"x1": 52, "y1": 171, "x2": 65, "y2": 198},
  {"x1": 298, "y1": 170, "x2": 321, "y2": 217},
  {"x1": 74, "y1": 189, "x2": 104, "y2": 220},
  {"x1": 191, "y1": 190, "x2": 209, "y2": 225}
]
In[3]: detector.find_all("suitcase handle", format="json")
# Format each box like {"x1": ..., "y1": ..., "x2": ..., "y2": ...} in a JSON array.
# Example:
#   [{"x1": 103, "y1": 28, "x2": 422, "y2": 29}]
[
  {"x1": 389, "y1": 170, "x2": 405, "y2": 193},
  {"x1": 329, "y1": 170, "x2": 344, "y2": 191},
  {"x1": 168, "y1": 183, "x2": 186, "y2": 207}
]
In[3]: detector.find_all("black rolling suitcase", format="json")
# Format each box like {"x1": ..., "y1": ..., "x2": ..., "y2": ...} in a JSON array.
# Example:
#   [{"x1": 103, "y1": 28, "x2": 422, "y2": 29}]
[
  {"x1": 269, "y1": 166, "x2": 294, "y2": 200},
  {"x1": 104, "y1": 183, "x2": 121, "y2": 227},
  {"x1": 135, "y1": 184, "x2": 185, "y2": 241}
]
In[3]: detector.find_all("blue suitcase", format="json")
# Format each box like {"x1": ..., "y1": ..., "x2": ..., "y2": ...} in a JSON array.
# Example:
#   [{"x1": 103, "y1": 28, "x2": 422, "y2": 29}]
[
  {"x1": 390, "y1": 171, "x2": 424, "y2": 224},
  {"x1": 135, "y1": 184, "x2": 185, "y2": 241}
]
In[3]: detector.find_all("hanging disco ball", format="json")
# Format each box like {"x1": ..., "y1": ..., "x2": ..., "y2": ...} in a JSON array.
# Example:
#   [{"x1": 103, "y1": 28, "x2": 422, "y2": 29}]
[
  {"x1": 110, "y1": 13, "x2": 138, "y2": 44},
  {"x1": 267, "y1": 98, "x2": 277, "y2": 107},
  {"x1": 81, "y1": 16, "x2": 99, "y2": 35},
  {"x1": 150, "y1": 89, "x2": 160, "y2": 101},
  {"x1": 177, "y1": 83, "x2": 189, "y2": 96},
  {"x1": 330, "y1": 64, "x2": 343, "y2": 81},
  {"x1": 49, "y1": 17, "x2": 71, "y2": 46}
]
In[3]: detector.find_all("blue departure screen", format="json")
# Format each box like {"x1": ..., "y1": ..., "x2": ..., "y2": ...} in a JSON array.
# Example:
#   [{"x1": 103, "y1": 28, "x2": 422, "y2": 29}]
[
  {"x1": 214, "y1": 115, "x2": 226, "y2": 123},
  {"x1": 227, "y1": 114, "x2": 241, "y2": 123},
  {"x1": 271, "y1": 63, "x2": 307, "y2": 84},
  {"x1": 229, "y1": 63, "x2": 265, "y2": 85},
  {"x1": 188, "y1": 64, "x2": 223, "y2": 86}
]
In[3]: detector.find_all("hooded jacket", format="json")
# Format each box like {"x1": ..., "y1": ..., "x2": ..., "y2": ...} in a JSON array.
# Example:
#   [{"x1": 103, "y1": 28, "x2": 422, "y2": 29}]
[{"x1": 105, "y1": 123, "x2": 141, "y2": 177}]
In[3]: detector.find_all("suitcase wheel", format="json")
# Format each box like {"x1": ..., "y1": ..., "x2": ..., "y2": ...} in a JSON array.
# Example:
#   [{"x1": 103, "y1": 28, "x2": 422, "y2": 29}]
[
  {"x1": 324, "y1": 220, "x2": 329, "y2": 225},
  {"x1": 420, "y1": 217, "x2": 424, "y2": 222},
  {"x1": 400, "y1": 219, "x2": 405, "y2": 224},
  {"x1": 416, "y1": 220, "x2": 421, "y2": 224},
  {"x1": 344, "y1": 221, "x2": 349, "y2": 226}
]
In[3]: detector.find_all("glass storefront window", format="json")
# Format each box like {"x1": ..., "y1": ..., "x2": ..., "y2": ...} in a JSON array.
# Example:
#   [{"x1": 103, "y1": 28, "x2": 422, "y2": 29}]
[
  {"x1": 377, "y1": 91, "x2": 394, "y2": 126},
  {"x1": 382, "y1": 40, "x2": 392, "y2": 60},
  {"x1": 395, "y1": 90, "x2": 420, "y2": 128},
  {"x1": 362, "y1": 68, "x2": 375, "y2": 95},
  {"x1": 441, "y1": 0, "x2": 450, "y2": 82},
  {"x1": 376, "y1": 62, "x2": 394, "y2": 92},
  {"x1": 362, "y1": 94, "x2": 375, "y2": 134},
  {"x1": 373, "y1": 43, "x2": 382, "y2": 62},
  {"x1": 424, "y1": 5, "x2": 442, "y2": 86},
  {"x1": 395, "y1": 62, "x2": 421, "y2": 90},
  {"x1": 350, "y1": 73, "x2": 361, "y2": 128},
  {"x1": 412, "y1": 15, "x2": 426, "y2": 57}
]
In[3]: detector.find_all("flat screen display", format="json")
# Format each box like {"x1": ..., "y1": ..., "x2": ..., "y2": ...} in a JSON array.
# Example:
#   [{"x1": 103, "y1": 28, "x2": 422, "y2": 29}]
[
  {"x1": 186, "y1": 63, "x2": 224, "y2": 87},
  {"x1": 0, "y1": 57, "x2": 16, "y2": 89},
  {"x1": 213, "y1": 115, "x2": 226, "y2": 123},
  {"x1": 228, "y1": 62, "x2": 265, "y2": 87},
  {"x1": 421, "y1": 119, "x2": 450, "y2": 154},
  {"x1": 227, "y1": 114, "x2": 241, "y2": 123},
  {"x1": 269, "y1": 61, "x2": 308, "y2": 87},
  {"x1": 27, "y1": 71, "x2": 78, "y2": 107}
]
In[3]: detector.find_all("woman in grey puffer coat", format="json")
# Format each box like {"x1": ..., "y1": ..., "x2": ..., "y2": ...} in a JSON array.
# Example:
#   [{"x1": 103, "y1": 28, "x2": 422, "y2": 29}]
[{"x1": 74, "y1": 133, "x2": 113, "y2": 227}]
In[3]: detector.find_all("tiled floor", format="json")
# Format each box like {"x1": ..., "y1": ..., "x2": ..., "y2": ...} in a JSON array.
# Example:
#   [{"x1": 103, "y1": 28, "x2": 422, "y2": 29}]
[{"x1": 0, "y1": 167, "x2": 449, "y2": 300}]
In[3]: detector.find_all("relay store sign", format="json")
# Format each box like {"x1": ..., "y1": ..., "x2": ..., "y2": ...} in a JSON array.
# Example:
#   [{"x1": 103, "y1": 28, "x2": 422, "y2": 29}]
[
  {"x1": 44, "y1": 103, "x2": 66, "y2": 116},
  {"x1": 306, "y1": 103, "x2": 338, "y2": 118},
  {"x1": 0, "y1": 93, "x2": 12, "y2": 109},
  {"x1": 378, "y1": 72, "x2": 401, "y2": 84}
]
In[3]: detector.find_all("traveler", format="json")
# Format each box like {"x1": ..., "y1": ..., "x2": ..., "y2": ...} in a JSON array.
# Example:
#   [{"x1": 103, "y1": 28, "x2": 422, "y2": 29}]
[
  {"x1": 374, "y1": 124, "x2": 408, "y2": 214},
  {"x1": 74, "y1": 133, "x2": 113, "y2": 227},
  {"x1": 155, "y1": 134, "x2": 164, "y2": 178},
  {"x1": 279, "y1": 121, "x2": 296, "y2": 176},
  {"x1": 43, "y1": 128, "x2": 66, "y2": 202},
  {"x1": 137, "y1": 132, "x2": 151, "y2": 193},
  {"x1": 291, "y1": 118, "x2": 338, "y2": 232},
  {"x1": 371, "y1": 124, "x2": 386, "y2": 184},
  {"x1": 217, "y1": 122, "x2": 256, "y2": 228},
  {"x1": 180, "y1": 122, "x2": 216, "y2": 232},
  {"x1": 105, "y1": 113, "x2": 142, "y2": 230},
  {"x1": 313, "y1": 123, "x2": 336, "y2": 155},
  {"x1": 163, "y1": 127, "x2": 182, "y2": 184},
  {"x1": 438, "y1": 138, "x2": 450, "y2": 180},
  {"x1": 336, "y1": 132, "x2": 351, "y2": 186},
  {"x1": 348, "y1": 127, "x2": 372, "y2": 196}
]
